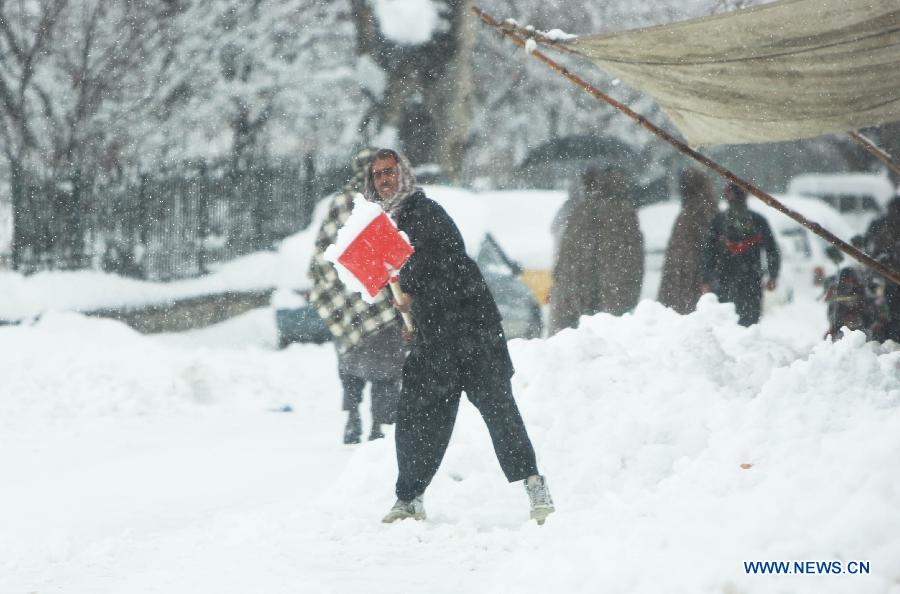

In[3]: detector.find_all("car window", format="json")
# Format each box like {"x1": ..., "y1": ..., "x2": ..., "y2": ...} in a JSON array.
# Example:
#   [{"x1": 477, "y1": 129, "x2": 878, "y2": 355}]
[
  {"x1": 780, "y1": 228, "x2": 811, "y2": 258},
  {"x1": 860, "y1": 196, "x2": 879, "y2": 212}
]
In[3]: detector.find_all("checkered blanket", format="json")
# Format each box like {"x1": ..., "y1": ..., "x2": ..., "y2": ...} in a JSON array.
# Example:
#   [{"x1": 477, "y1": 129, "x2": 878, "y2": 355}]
[{"x1": 307, "y1": 190, "x2": 398, "y2": 353}]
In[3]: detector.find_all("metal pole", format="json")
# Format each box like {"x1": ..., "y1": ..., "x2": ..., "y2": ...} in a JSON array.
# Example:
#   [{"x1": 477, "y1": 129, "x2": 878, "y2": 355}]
[{"x1": 848, "y1": 131, "x2": 900, "y2": 178}]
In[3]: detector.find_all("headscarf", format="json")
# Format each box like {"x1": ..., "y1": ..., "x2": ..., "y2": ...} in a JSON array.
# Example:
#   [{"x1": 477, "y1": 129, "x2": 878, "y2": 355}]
[
  {"x1": 363, "y1": 149, "x2": 418, "y2": 215},
  {"x1": 344, "y1": 147, "x2": 377, "y2": 194}
]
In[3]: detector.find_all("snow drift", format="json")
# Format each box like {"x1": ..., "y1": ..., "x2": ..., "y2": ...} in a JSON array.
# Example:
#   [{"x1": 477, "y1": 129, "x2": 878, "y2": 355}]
[{"x1": 1, "y1": 295, "x2": 898, "y2": 593}]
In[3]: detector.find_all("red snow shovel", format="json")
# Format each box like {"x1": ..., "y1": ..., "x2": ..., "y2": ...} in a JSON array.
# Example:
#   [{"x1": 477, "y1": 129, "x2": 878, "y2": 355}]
[{"x1": 335, "y1": 211, "x2": 415, "y2": 331}]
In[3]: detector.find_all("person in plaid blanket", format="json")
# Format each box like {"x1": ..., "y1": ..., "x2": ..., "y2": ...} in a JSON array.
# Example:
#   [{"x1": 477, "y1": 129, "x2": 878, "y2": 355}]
[{"x1": 307, "y1": 148, "x2": 408, "y2": 443}]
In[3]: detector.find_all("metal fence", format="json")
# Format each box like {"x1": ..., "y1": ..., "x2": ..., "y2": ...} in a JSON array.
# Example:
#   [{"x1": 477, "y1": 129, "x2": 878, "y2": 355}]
[{"x1": 12, "y1": 157, "x2": 349, "y2": 280}]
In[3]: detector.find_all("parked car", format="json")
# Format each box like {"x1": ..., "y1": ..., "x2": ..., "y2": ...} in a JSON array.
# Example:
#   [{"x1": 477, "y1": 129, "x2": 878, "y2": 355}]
[
  {"x1": 755, "y1": 194, "x2": 856, "y2": 299},
  {"x1": 271, "y1": 289, "x2": 331, "y2": 349},
  {"x1": 274, "y1": 233, "x2": 543, "y2": 348},
  {"x1": 476, "y1": 233, "x2": 543, "y2": 340},
  {"x1": 787, "y1": 172, "x2": 894, "y2": 234}
]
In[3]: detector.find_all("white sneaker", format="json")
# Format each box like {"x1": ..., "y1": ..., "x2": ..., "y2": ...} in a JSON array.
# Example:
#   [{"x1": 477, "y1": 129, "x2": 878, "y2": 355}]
[
  {"x1": 525, "y1": 475, "x2": 555, "y2": 525},
  {"x1": 382, "y1": 496, "x2": 426, "y2": 523}
]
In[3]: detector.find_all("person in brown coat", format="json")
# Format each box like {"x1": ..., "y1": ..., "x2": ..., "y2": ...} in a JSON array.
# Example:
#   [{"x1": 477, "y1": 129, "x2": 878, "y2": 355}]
[
  {"x1": 658, "y1": 168, "x2": 719, "y2": 314},
  {"x1": 549, "y1": 165, "x2": 644, "y2": 334}
]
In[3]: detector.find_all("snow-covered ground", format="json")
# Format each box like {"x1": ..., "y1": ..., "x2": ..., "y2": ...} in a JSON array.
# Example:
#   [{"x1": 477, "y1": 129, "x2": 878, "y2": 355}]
[
  {"x1": 2, "y1": 286, "x2": 899, "y2": 593},
  {"x1": 2, "y1": 184, "x2": 898, "y2": 593}
]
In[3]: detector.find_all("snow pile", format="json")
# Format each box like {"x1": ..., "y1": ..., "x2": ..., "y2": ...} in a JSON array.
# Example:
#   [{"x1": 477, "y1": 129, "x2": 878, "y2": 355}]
[
  {"x1": 319, "y1": 296, "x2": 900, "y2": 594},
  {"x1": 1, "y1": 290, "x2": 898, "y2": 593},
  {"x1": 0, "y1": 311, "x2": 307, "y2": 421},
  {"x1": 0, "y1": 255, "x2": 283, "y2": 321},
  {"x1": 505, "y1": 298, "x2": 899, "y2": 592},
  {"x1": 542, "y1": 28, "x2": 577, "y2": 42}
]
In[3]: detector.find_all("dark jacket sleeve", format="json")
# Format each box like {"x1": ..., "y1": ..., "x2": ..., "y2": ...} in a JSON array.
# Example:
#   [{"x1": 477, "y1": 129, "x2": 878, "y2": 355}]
[
  {"x1": 758, "y1": 214, "x2": 781, "y2": 279},
  {"x1": 395, "y1": 194, "x2": 504, "y2": 345},
  {"x1": 397, "y1": 198, "x2": 472, "y2": 302}
]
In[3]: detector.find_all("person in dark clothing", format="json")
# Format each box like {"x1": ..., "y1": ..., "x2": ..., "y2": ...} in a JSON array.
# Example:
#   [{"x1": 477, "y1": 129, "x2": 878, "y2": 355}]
[
  {"x1": 364, "y1": 148, "x2": 554, "y2": 525},
  {"x1": 865, "y1": 195, "x2": 900, "y2": 341},
  {"x1": 701, "y1": 182, "x2": 780, "y2": 326}
]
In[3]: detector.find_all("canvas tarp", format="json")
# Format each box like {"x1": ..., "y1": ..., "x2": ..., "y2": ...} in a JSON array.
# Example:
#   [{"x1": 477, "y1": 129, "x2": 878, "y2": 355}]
[{"x1": 555, "y1": 0, "x2": 900, "y2": 147}]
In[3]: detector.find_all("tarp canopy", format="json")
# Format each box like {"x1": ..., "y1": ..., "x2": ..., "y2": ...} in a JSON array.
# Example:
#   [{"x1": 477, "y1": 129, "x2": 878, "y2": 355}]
[{"x1": 553, "y1": 0, "x2": 900, "y2": 147}]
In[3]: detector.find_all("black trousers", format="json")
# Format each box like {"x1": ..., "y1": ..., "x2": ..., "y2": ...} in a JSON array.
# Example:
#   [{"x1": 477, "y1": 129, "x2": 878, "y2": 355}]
[
  {"x1": 394, "y1": 344, "x2": 539, "y2": 501},
  {"x1": 340, "y1": 370, "x2": 400, "y2": 424},
  {"x1": 718, "y1": 276, "x2": 763, "y2": 327}
]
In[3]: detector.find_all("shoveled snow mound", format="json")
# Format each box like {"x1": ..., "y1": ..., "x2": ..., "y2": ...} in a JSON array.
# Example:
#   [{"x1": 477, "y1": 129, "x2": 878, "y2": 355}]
[
  {"x1": 1, "y1": 296, "x2": 898, "y2": 593},
  {"x1": 503, "y1": 296, "x2": 900, "y2": 593},
  {"x1": 325, "y1": 296, "x2": 900, "y2": 593},
  {"x1": 0, "y1": 311, "x2": 312, "y2": 420}
]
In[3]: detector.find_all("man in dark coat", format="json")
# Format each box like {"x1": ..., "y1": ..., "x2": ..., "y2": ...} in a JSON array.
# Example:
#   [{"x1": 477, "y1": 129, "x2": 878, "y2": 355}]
[
  {"x1": 364, "y1": 148, "x2": 554, "y2": 525},
  {"x1": 701, "y1": 182, "x2": 780, "y2": 326},
  {"x1": 866, "y1": 195, "x2": 900, "y2": 341}
]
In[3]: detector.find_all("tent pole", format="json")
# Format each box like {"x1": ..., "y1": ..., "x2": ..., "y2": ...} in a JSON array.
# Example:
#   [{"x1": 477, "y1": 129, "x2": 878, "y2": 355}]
[
  {"x1": 848, "y1": 131, "x2": 900, "y2": 178},
  {"x1": 472, "y1": 5, "x2": 900, "y2": 287}
]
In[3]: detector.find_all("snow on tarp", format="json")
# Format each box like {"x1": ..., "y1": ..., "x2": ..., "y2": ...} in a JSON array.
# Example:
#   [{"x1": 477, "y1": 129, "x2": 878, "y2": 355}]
[{"x1": 547, "y1": 0, "x2": 900, "y2": 147}]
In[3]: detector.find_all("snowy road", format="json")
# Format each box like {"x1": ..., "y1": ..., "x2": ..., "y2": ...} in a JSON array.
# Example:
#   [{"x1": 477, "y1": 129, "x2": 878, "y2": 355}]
[{"x1": 2, "y1": 300, "x2": 899, "y2": 594}]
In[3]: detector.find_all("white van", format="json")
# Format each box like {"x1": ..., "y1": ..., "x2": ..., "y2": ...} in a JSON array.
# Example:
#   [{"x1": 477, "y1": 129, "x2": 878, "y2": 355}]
[{"x1": 786, "y1": 172, "x2": 895, "y2": 233}]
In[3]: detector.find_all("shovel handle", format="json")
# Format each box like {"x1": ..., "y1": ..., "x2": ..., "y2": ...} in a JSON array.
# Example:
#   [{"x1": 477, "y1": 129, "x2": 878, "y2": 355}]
[{"x1": 388, "y1": 279, "x2": 415, "y2": 332}]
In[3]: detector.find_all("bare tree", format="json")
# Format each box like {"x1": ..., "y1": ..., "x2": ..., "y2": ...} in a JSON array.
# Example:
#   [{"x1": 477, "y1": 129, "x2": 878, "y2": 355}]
[
  {"x1": 350, "y1": 0, "x2": 474, "y2": 180},
  {"x1": 0, "y1": 0, "x2": 176, "y2": 267}
]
